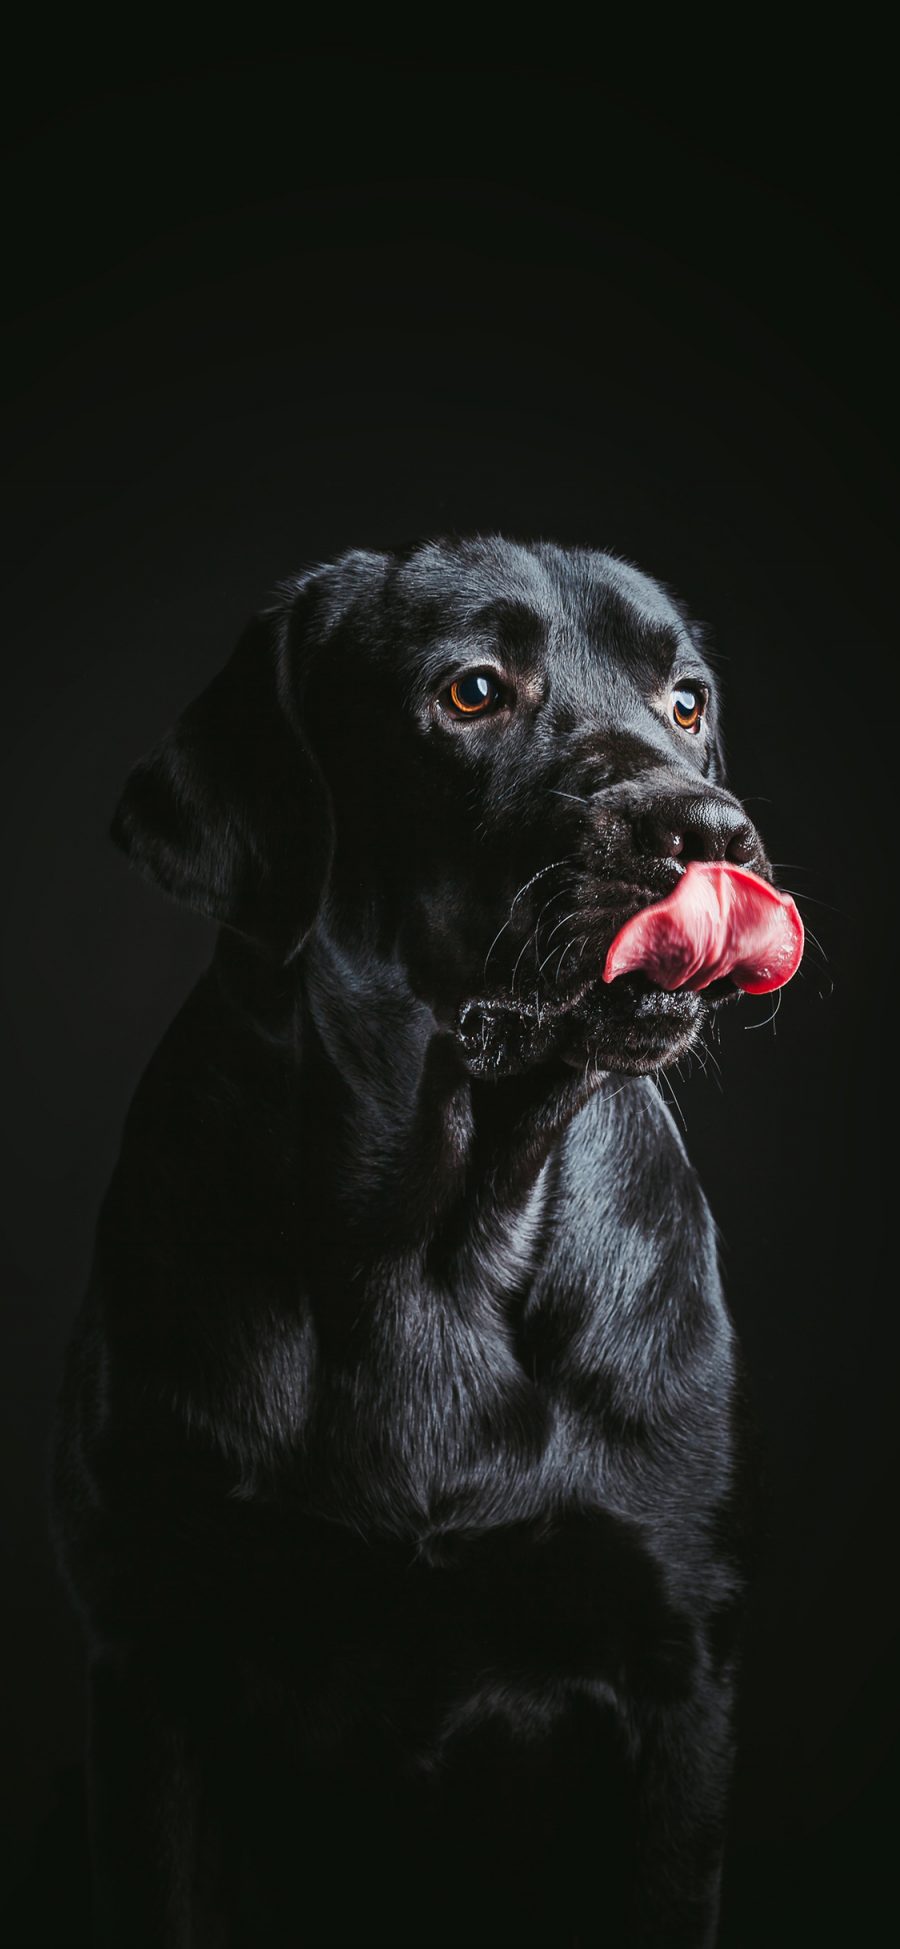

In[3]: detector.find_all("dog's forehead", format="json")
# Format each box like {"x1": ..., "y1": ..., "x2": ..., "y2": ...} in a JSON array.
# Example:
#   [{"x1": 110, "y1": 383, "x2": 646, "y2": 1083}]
[
  {"x1": 398, "y1": 538, "x2": 679, "y2": 624},
  {"x1": 386, "y1": 540, "x2": 693, "y2": 686}
]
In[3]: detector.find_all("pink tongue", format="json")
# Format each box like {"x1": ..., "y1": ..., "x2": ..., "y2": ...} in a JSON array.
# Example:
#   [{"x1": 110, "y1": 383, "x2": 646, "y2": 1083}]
[{"x1": 602, "y1": 862, "x2": 804, "y2": 996}]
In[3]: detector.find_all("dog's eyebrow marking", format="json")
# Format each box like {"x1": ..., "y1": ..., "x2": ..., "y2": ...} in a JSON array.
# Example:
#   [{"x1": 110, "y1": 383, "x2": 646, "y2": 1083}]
[
  {"x1": 611, "y1": 622, "x2": 700, "y2": 685},
  {"x1": 585, "y1": 585, "x2": 695, "y2": 676},
  {"x1": 623, "y1": 619, "x2": 682, "y2": 661},
  {"x1": 644, "y1": 625, "x2": 683, "y2": 655},
  {"x1": 469, "y1": 599, "x2": 548, "y2": 658},
  {"x1": 645, "y1": 630, "x2": 700, "y2": 680}
]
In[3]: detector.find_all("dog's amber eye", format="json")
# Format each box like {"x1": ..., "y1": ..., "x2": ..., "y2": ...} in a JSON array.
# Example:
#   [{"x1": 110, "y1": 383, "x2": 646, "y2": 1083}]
[
  {"x1": 446, "y1": 672, "x2": 502, "y2": 717},
  {"x1": 671, "y1": 683, "x2": 706, "y2": 733}
]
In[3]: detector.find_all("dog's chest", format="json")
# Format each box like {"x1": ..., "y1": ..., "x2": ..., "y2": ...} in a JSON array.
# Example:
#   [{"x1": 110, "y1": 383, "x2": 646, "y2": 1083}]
[
  {"x1": 304, "y1": 1204, "x2": 570, "y2": 1536},
  {"x1": 255, "y1": 1086, "x2": 730, "y2": 1550}
]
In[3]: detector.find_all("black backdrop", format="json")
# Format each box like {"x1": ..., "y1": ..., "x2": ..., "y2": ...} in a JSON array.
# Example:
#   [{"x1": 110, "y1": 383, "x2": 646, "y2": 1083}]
[{"x1": 2, "y1": 46, "x2": 895, "y2": 1946}]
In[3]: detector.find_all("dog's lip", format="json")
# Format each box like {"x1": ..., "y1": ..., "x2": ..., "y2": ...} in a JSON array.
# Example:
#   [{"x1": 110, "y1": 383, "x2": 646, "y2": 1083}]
[
  {"x1": 458, "y1": 974, "x2": 600, "y2": 1029},
  {"x1": 457, "y1": 966, "x2": 728, "y2": 1033}
]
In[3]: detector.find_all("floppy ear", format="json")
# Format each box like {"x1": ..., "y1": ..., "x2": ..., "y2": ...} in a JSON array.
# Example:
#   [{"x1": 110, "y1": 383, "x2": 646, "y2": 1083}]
[{"x1": 111, "y1": 604, "x2": 332, "y2": 959}]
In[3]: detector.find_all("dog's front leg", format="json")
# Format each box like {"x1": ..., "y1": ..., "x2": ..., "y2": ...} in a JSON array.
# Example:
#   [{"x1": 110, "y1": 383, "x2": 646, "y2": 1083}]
[
  {"x1": 87, "y1": 1652, "x2": 229, "y2": 1949},
  {"x1": 623, "y1": 1683, "x2": 733, "y2": 1949}
]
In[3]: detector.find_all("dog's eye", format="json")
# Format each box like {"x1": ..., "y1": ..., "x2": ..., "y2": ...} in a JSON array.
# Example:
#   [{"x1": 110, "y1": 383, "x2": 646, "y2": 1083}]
[
  {"x1": 671, "y1": 683, "x2": 707, "y2": 733},
  {"x1": 445, "y1": 672, "x2": 504, "y2": 717}
]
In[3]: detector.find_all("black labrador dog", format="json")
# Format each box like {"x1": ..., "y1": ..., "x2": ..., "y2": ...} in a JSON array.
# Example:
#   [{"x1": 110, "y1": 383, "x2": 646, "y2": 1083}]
[{"x1": 53, "y1": 537, "x2": 771, "y2": 1947}]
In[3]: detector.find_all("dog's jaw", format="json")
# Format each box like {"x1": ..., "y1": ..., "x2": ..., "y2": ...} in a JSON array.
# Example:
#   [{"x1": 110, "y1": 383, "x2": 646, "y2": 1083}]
[{"x1": 454, "y1": 976, "x2": 716, "y2": 1079}]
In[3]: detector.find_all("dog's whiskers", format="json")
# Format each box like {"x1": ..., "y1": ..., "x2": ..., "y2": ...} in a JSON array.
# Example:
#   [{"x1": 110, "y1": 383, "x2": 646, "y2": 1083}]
[
  {"x1": 657, "y1": 1064, "x2": 688, "y2": 1132},
  {"x1": 510, "y1": 928, "x2": 535, "y2": 996},
  {"x1": 744, "y1": 990, "x2": 783, "y2": 1034},
  {"x1": 510, "y1": 856, "x2": 580, "y2": 909},
  {"x1": 537, "y1": 910, "x2": 583, "y2": 977},
  {"x1": 555, "y1": 934, "x2": 589, "y2": 981},
  {"x1": 511, "y1": 888, "x2": 573, "y2": 996},
  {"x1": 695, "y1": 1038, "x2": 725, "y2": 1091},
  {"x1": 798, "y1": 924, "x2": 828, "y2": 963},
  {"x1": 482, "y1": 855, "x2": 580, "y2": 977}
]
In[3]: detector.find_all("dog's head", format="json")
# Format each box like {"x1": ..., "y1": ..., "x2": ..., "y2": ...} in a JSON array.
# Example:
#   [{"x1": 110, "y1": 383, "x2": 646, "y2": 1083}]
[{"x1": 114, "y1": 537, "x2": 774, "y2": 1077}]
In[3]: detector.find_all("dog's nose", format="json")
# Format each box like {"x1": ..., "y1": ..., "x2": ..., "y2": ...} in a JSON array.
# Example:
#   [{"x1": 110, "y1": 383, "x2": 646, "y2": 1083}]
[{"x1": 634, "y1": 795, "x2": 758, "y2": 866}]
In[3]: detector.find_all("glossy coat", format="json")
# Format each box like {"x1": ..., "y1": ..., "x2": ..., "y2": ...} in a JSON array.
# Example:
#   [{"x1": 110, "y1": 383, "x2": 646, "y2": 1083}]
[{"x1": 53, "y1": 539, "x2": 768, "y2": 1946}]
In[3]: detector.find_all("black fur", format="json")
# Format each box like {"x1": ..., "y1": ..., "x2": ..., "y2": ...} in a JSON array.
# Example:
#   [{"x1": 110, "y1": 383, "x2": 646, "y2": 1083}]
[{"x1": 52, "y1": 537, "x2": 772, "y2": 1946}]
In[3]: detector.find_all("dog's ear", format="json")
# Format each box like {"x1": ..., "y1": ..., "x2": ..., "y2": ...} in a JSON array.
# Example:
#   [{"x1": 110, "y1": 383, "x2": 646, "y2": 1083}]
[{"x1": 111, "y1": 600, "x2": 332, "y2": 959}]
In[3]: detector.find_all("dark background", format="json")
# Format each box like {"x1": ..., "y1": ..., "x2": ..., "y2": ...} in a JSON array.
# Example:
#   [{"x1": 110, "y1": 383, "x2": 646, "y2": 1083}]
[{"x1": 2, "y1": 44, "x2": 895, "y2": 1945}]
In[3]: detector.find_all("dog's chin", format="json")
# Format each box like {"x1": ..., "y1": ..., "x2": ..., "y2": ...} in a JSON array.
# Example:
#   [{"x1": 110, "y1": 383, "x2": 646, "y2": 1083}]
[{"x1": 456, "y1": 974, "x2": 733, "y2": 1080}]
